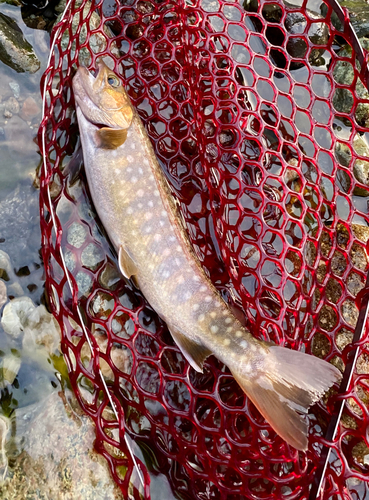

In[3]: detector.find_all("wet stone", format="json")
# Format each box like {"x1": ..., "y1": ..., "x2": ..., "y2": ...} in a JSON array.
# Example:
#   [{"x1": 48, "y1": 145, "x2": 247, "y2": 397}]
[
  {"x1": 312, "y1": 332, "x2": 331, "y2": 358},
  {"x1": 318, "y1": 305, "x2": 338, "y2": 331},
  {"x1": 350, "y1": 243, "x2": 368, "y2": 270},
  {"x1": 352, "y1": 223, "x2": 369, "y2": 243},
  {"x1": 0, "y1": 415, "x2": 8, "y2": 482},
  {"x1": 347, "y1": 271, "x2": 365, "y2": 297},
  {"x1": 340, "y1": 1, "x2": 369, "y2": 37},
  {"x1": 0, "y1": 280, "x2": 6, "y2": 309},
  {"x1": 81, "y1": 243, "x2": 104, "y2": 270},
  {"x1": 342, "y1": 299, "x2": 359, "y2": 327},
  {"x1": 0, "y1": 12, "x2": 40, "y2": 73},
  {"x1": 76, "y1": 271, "x2": 92, "y2": 296},
  {"x1": 0, "y1": 349, "x2": 21, "y2": 388},
  {"x1": 1, "y1": 296, "x2": 35, "y2": 338},
  {"x1": 331, "y1": 251, "x2": 347, "y2": 276},
  {"x1": 336, "y1": 328, "x2": 354, "y2": 351},
  {"x1": 0, "y1": 391, "x2": 124, "y2": 498},
  {"x1": 67, "y1": 222, "x2": 87, "y2": 248}
]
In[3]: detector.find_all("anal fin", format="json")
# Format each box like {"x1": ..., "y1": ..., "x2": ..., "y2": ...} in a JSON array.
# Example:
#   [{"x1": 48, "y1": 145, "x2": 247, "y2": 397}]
[
  {"x1": 119, "y1": 246, "x2": 138, "y2": 280},
  {"x1": 168, "y1": 325, "x2": 211, "y2": 373}
]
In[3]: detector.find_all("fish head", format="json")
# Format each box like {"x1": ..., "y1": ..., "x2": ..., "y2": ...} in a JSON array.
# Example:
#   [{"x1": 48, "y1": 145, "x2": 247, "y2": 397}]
[{"x1": 72, "y1": 61, "x2": 133, "y2": 130}]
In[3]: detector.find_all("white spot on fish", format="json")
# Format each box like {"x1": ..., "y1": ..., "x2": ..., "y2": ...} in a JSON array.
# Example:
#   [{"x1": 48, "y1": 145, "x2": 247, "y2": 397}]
[
  {"x1": 226, "y1": 327, "x2": 232, "y2": 333},
  {"x1": 137, "y1": 189, "x2": 144, "y2": 197},
  {"x1": 235, "y1": 331, "x2": 243, "y2": 338},
  {"x1": 193, "y1": 304, "x2": 200, "y2": 311},
  {"x1": 127, "y1": 155, "x2": 134, "y2": 162},
  {"x1": 200, "y1": 286, "x2": 207, "y2": 292},
  {"x1": 250, "y1": 344, "x2": 257, "y2": 352},
  {"x1": 131, "y1": 143, "x2": 136, "y2": 150},
  {"x1": 159, "y1": 220, "x2": 165, "y2": 227},
  {"x1": 132, "y1": 177, "x2": 138, "y2": 183},
  {"x1": 163, "y1": 270, "x2": 171, "y2": 279},
  {"x1": 127, "y1": 167, "x2": 132, "y2": 173},
  {"x1": 193, "y1": 276, "x2": 200, "y2": 282},
  {"x1": 144, "y1": 158, "x2": 149, "y2": 166},
  {"x1": 211, "y1": 325, "x2": 219, "y2": 334},
  {"x1": 222, "y1": 310, "x2": 228, "y2": 316},
  {"x1": 127, "y1": 207, "x2": 133, "y2": 215},
  {"x1": 145, "y1": 226, "x2": 152, "y2": 234},
  {"x1": 176, "y1": 246, "x2": 181, "y2": 252},
  {"x1": 154, "y1": 234, "x2": 161, "y2": 242},
  {"x1": 199, "y1": 314, "x2": 205, "y2": 322},
  {"x1": 244, "y1": 364, "x2": 251, "y2": 373},
  {"x1": 161, "y1": 211, "x2": 166, "y2": 217},
  {"x1": 148, "y1": 201, "x2": 154, "y2": 208},
  {"x1": 210, "y1": 312, "x2": 216, "y2": 318},
  {"x1": 138, "y1": 203, "x2": 143, "y2": 209},
  {"x1": 205, "y1": 296, "x2": 212, "y2": 302},
  {"x1": 163, "y1": 248, "x2": 170, "y2": 257},
  {"x1": 178, "y1": 275, "x2": 185, "y2": 284},
  {"x1": 175, "y1": 258, "x2": 181, "y2": 266},
  {"x1": 223, "y1": 338, "x2": 230, "y2": 346},
  {"x1": 154, "y1": 190, "x2": 160, "y2": 197},
  {"x1": 215, "y1": 302, "x2": 221, "y2": 308},
  {"x1": 240, "y1": 340, "x2": 248, "y2": 348},
  {"x1": 114, "y1": 168, "x2": 119, "y2": 174},
  {"x1": 225, "y1": 318, "x2": 232, "y2": 324},
  {"x1": 145, "y1": 213, "x2": 153, "y2": 220}
]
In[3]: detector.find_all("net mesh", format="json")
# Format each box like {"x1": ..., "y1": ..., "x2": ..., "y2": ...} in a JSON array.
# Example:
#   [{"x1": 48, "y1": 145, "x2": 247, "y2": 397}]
[{"x1": 38, "y1": 0, "x2": 369, "y2": 498}]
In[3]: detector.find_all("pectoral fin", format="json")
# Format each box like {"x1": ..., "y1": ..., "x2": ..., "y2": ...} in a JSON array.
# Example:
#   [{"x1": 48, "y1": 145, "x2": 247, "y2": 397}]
[
  {"x1": 118, "y1": 246, "x2": 137, "y2": 280},
  {"x1": 97, "y1": 127, "x2": 128, "y2": 149},
  {"x1": 168, "y1": 325, "x2": 211, "y2": 373}
]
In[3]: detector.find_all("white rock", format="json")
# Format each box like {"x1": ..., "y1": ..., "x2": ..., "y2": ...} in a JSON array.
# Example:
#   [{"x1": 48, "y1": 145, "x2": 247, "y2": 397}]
[
  {"x1": 0, "y1": 351, "x2": 21, "y2": 388},
  {"x1": 22, "y1": 304, "x2": 61, "y2": 356},
  {"x1": 0, "y1": 280, "x2": 6, "y2": 309},
  {"x1": 1, "y1": 296, "x2": 35, "y2": 338}
]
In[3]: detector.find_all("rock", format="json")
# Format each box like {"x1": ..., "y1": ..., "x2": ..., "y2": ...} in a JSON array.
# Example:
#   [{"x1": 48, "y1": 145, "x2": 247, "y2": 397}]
[
  {"x1": 0, "y1": 416, "x2": 8, "y2": 482},
  {"x1": 0, "y1": 12, "x2": 40, "y2": 73},
  {"x1": 339, "y1": 0, "x2": 369, "y2": 38},
  {"x1": 0, "y1": 185, "x2": 40, "y2": 270},
  {"x1": 22, "y1": 304, "x2": 61, "y2": 357},
  {"x1": 4, "y1": 96, "x2": 19, "y2": 115},
  {"x1": 1, "y1": 296, "x2": 35, "y2": 338},
  {"x1": 57, "y1": 1, "x2": 119, "y2": 66},
  {"x1": 19, "y1": 95, "x2": 39, "y2": 120},
  {"x1": 67, "y1": 222, "x2": 87, "y2": 248},
  {"x1": 0, "y1": 349, "x2": 21, "y2": 388},
  {"x1": 81, "y1": 243, "x2": 104, "y2": 270},
  {"x1": 8, "y1": 81, "x2": 20, "y2": 99},
  {"x1": 0, "y1": 391, "x2": 124, "y2": 499},
  {"x1": 0, "y1": 280, "x2": 6, "y2": 309}
]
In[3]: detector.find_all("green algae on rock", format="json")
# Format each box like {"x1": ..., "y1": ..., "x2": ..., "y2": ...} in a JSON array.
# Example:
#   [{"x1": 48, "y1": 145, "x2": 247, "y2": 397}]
[{"x1": 0, "y1": 12, "x2": 40, "y2": 73}]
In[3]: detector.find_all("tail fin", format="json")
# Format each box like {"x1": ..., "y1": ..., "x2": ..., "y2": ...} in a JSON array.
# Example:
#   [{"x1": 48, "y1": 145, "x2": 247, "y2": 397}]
[{"x1": 231, "y1": 346, "x2": 342, "y2": 451}]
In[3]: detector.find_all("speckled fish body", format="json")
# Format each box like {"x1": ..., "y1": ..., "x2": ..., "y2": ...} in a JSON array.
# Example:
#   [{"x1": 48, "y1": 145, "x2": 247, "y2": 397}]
[{"x1": 73, "y1": 63, "x2": 341, "y2": 451}]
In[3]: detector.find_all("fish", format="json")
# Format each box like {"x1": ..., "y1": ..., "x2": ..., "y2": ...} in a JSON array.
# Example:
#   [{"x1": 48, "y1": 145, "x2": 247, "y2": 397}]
[{"x1": 72, "y1": 62, "x2": 342, "y2": 451}]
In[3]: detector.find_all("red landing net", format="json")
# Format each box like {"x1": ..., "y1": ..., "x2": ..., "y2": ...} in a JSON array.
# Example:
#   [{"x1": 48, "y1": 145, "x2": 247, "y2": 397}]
[{"x1": 39, "y1": 0, "x2": 369, "y2": 498}]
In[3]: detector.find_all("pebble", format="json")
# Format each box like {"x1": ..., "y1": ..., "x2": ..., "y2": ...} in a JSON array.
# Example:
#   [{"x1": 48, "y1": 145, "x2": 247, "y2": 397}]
[
  {"x1": 20, "y1": 96, "x2": 40, "y2": 121},
  {"x1": 8, "y1": 81, "x2": 20, "y2": 99},
  {"x1": 0, "y1": 350, "x2": 21, "y2": 388},
  {"x1": 0, "y1": 416, "x2": 8, "y2": 482},
  {"x1": 4, "y1": 96, "x2": 19, "y2": 115},
  {"x1": 1, "y1": 296, "x2": 35, "y2": 338},
  {"x1": 0, "y1": 280, "x2": 6, "y2": 309}
]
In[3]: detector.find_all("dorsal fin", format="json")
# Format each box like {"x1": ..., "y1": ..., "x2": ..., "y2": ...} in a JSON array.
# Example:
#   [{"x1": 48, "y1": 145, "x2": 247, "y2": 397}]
[
  {"x1": 97, "y1": 127, "x2": 128, "y2": 149},
  {"x1": 168, "y1": 325, "x2": 212, "y2": 373}
]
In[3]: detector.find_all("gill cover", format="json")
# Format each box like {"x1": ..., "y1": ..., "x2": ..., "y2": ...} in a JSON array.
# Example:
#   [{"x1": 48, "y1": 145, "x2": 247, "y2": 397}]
[{"x1": 72, "y1": 62, "x2": 134, "y2": 133}]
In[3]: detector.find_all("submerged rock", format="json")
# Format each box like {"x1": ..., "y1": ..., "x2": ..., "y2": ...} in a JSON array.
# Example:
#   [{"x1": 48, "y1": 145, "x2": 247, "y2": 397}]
[
  {"x1": 0, "y1": 12, "x2": 40, "y2": 73},
  {"x1": 0, "y1": 391, "x2": 124, "y2": 499},
  {"x1": 0, "y1": 281, "x2": 6, "y2": 310},
  {"x1": 1, "y1": 297, "x2": 61, "y2": 371},
  {"x1": 0, "y1": 416, "x2": 8, "y2": 482},
  {"x1": 1, "y1": 296, "x2": 35, "y2": 338},
  {"x1": 0, "y1": 349, "x2": 21, "y2": 388}
]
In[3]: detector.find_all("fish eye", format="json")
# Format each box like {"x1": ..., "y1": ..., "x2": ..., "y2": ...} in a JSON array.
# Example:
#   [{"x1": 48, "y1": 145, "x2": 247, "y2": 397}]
[{"x1": 107, "y1": 75, "x2": 120, "y2": 87}]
